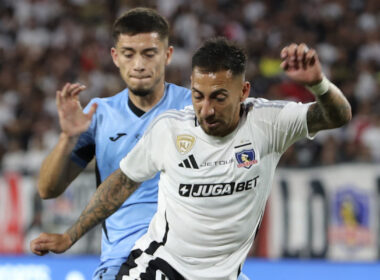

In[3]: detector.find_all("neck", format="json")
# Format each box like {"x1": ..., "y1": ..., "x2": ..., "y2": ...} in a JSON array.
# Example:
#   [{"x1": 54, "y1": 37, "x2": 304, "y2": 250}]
[{"x1": 129, "y1": 82, "x2": 165, "y2": 112}]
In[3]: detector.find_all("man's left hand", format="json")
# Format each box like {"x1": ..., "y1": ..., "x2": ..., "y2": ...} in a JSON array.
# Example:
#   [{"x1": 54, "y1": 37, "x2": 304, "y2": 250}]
[{"x1": 280, "y1": 43, "x2": 323, "y2": 86}]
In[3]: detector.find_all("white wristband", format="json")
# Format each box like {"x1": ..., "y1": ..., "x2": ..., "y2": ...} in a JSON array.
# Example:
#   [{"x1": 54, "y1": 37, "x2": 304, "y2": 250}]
[{"x1": 306, "y1": 76, "x2": 330, "y2": 96}]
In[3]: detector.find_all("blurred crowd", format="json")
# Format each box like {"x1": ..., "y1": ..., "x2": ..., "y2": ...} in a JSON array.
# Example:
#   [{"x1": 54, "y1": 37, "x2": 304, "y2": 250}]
[{"x1": 0, "y1": 0, "x2": 379, "y2": 174}]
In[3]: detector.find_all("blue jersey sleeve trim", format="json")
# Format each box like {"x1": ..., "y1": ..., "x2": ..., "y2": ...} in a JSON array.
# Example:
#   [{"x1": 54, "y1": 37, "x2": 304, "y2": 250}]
[{"x1": 70, "y1": 151, "x2": 90, "y2": 168}]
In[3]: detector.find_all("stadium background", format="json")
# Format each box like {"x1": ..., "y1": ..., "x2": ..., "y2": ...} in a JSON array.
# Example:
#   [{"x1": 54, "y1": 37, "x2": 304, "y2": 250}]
[{"x1": 0, "y1": 0, "x2": 379, "y2": 279}]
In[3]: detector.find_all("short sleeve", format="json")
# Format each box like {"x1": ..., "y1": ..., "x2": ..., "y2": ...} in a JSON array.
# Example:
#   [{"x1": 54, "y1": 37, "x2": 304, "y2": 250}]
[
  {"x1": 119, "y1": 119, "x2": 163, "y2": 183},
  {"x1": 70, "y1": 100, "x2": 97, "y2": 167},
  {"x1": 272, "y1": 101, "x2": 312, "y2": 153}
]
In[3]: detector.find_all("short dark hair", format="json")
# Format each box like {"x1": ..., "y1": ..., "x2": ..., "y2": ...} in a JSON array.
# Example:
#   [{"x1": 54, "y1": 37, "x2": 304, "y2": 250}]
[
  {"x1": 112, "y1": 7, "x2": 169, "y2": 44},
  {"x1": 192, "y1": 37, "x2": 247, "y2": 76}
]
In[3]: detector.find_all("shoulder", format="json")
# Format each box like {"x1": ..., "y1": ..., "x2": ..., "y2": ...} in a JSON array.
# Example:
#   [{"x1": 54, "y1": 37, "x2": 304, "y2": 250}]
[
  {"x1": 244, "y1": 98, "x2": 289, "y2": 111},
  {"x1": 145, "y1": 105, "x2": 195, "y2": 134},
  {"x1": 244, "y1": 97, "x2": 307, "y2": 115},
  {"x1": 243, "y1": 98, "x2": 310, "y2": 126},
  {"x1": 151, "y1": 105, "x2": 195, "y2": 126},
  {"x1": 165, "y1": 83, "x2": 191, "y2": 96},
  {"x1": 155, "y1": 83, "x2": 192, "y2": 110},
  {"x1": 84, "y1": 89, "x2": 127, "y2": 114},
  {"x1": 165, "y1": 83, "x2": 192, "y2": 103},
  {"x1": 91, "y1": 88, "x2": 127, "y2": 106},
  {"x1": 241, "y1": 98, "x2": 283, "y2": 119}
]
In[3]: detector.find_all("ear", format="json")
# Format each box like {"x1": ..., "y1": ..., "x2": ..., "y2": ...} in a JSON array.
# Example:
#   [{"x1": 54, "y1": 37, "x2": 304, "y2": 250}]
[
  {"x1": 165, "y1": 46, "x2": 174, "y2": 65},
  {"x1": 110, "y1": 47, "x2": 120, "y2": 68},
  {"x1": 240, "y1": 81, "x2": 250, "y2": 102}
]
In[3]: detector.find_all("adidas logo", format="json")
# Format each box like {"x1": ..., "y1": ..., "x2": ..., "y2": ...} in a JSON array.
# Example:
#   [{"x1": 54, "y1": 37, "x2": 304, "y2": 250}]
[{"x1": 178, "y1": 154, "x2": 199, "y2": 169}]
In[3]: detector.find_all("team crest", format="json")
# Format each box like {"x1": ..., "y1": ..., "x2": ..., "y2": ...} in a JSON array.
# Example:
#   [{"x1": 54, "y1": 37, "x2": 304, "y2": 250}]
[
  {"x1": 330, "y1": 187, "x2": 371, "y2": 248},
  {"x1": 176, "y1": 135, "x2": 195, "y2": 155},
  {"x1": 235, "y1": 149, "x2": 257, "y2": 169}
]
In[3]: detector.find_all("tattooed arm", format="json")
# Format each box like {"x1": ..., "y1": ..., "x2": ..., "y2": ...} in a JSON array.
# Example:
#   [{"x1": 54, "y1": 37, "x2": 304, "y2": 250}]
[
  {"x1": 306, "y1": 83, "x2": 352, "y2": 134},
  {"x1": 30, "y1": 169, "x2": 141, "y2": 255},
  {"x1": 280, "y1": 43, "x2": 352, "y2": 134}
]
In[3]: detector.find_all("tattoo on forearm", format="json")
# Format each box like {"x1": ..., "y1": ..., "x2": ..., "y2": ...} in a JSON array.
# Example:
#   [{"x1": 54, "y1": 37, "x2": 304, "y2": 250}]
[
  {"x1": 307, "y1": 84, "x2": 351, "y2": 133},
  {"x1": 66, "y1": 169, "x2": 140, "y2": 245}
]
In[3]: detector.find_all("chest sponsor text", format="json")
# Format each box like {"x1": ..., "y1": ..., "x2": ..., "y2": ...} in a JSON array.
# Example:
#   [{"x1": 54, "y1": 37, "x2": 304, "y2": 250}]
[{"x1": 179, "y1": 176, "x2": 259, "y2": 197}]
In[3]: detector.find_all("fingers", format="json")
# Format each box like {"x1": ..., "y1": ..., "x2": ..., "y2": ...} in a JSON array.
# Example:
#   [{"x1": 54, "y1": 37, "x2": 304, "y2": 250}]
[
  {"x1": 280, "y1": 43, "x2": 317, "y2": 70},
  {"x1": 70, "y1": 83, "x2": 86, "y2": 98},
  {"x1": 30, "y1": 232, "x2": 71, "y2": 255},
  {"x1": 281, "y1": 43, "x2": 308, "y2": 60},
  {"x1": 62, "y1": 83, "x2": 86, "y2": 98},
  {"x1": 56, "y1": 82, "x2": 86, "y2": 105},
  {"x1": 280, "y1": 44, "x2": 299, "y2": 70},
  {"x1": 30, "y1": 242, "x2": 49, "y2": 256},
  {"x1": 305, "y1": 48, "x2": 318, "y2": 66},
  {"x1": 56, "y1": 83, "x2": 69, "y2": 106},
  {"x1": 86, "y1": 103, "x2": 98, "y2": 119},
  {"x1": 30, "y1": 233, "x2": 51, "y2": 256},
  {"x1": 296, "y1": 43, "x2": 308, "y2": 62},
  {"x1": 60, "y1": 82, "x2": 70, "y2": 98}
]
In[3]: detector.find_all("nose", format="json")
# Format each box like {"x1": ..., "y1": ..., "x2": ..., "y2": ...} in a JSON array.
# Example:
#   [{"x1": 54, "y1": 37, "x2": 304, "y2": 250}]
[
  {"x1": 200, "y1": 99, "x2": 214, "y2": 119},
  {"x1": 133, "y1": 55, "x2": 145, "y2": 72}
]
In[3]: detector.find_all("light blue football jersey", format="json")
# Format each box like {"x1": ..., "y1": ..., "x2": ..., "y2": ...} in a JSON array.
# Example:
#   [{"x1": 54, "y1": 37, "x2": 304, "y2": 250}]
[{"x1": 71, "y1": 83, "x2": 192, "y2": 272}]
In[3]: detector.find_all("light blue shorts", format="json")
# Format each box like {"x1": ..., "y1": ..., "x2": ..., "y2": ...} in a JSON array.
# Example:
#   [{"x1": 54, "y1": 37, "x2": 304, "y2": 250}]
[{"x1": 92, "y1": 265, "x2": 120, "y2": 280}]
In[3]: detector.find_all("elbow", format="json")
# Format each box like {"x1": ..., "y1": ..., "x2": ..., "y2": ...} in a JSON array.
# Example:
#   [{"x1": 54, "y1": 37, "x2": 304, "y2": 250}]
[
  {"x1": 37, "y1": 182, "x2": 60, "y2": 199},
  {"x1": 345, "y1": 108, "x2": 353, "y2": 124},
  {"x1": 340, "y1": 105, "x2": 352, "y2": 126},
  {"x1": 38, "y1": 188, "x2": 56, "y2": 200},
  {"x1": 334, "y1": 105, "x2": 352, "y2": 128}
]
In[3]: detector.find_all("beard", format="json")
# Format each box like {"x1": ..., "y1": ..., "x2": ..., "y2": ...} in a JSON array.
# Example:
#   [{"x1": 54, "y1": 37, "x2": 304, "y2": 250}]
[
  {"x1": 129, "y1": 87, "x2": 153, "y2": 97},
  {"x1": 126, "y1": 78, "x2": 159, "y2": 97}
]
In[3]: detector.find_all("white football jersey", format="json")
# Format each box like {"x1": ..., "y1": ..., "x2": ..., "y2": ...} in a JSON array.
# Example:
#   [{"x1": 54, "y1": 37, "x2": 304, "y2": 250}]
[{"x1": 119, "y1": 98, "x2": 312, "y2": 280}]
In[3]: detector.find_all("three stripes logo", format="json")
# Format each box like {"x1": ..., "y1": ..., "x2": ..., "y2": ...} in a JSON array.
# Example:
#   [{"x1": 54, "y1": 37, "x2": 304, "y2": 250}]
[{"x1": 178, "y1": 154, "x2": 199, "y2": 169}]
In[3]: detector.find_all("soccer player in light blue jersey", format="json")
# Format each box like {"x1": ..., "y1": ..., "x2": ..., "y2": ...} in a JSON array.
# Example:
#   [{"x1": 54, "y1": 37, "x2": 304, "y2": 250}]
[{"x1": 35, "y1": 8, "x2": 192, "y2": 280}]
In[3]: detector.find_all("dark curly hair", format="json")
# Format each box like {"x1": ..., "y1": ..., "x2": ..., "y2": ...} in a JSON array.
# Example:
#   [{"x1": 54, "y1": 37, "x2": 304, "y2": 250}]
[{"x1": 192, "y1": 37, "x2": 247, "y2": 76}]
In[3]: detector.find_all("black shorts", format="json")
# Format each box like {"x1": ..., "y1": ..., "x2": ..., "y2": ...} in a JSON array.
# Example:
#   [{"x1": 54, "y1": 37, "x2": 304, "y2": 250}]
[{"x1": 116, "y1": 248, "x2": 185, "y2": 280}]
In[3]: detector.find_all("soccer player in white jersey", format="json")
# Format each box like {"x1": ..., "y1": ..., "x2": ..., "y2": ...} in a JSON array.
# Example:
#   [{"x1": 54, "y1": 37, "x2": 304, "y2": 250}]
[{"x1": 31, "y1": 38, "x2": 351, "y2": 279}]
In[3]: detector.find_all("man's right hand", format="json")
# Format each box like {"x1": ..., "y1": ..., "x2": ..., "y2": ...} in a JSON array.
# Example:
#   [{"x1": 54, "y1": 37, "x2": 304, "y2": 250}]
[
  {"x1": 57, "y1": 83, "x2": 98, "y2": 137},
  {"x1": 30, "y1": 232, "x2": 73, "y2": 256}
]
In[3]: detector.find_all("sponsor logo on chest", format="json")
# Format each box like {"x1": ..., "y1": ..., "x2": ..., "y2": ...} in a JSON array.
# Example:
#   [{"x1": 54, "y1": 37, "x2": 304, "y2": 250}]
[{"x1": 179, "y1": 176, "x2": 259, "y2": 197}]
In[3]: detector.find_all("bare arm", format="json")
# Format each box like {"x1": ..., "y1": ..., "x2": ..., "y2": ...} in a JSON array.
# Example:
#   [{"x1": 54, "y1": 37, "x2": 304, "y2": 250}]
[
  {"x1": 280, "y1": 43, "x2": 352, "y2": 134},
  {"x1": 66, "y1": 168, "x2": 140, "y2": 245},
  {"x1": 306, "y1": 83, "x2": 352, "y2": 134},
  {"x1": 37, "y1": 83, "x2": 97, "y2": 199},
  {"x1": 31, "y1": 168, "x2": 141, "y2": 255},
  {"x1": 38, "y1": 134, "x2": 83, "y2": 198}
]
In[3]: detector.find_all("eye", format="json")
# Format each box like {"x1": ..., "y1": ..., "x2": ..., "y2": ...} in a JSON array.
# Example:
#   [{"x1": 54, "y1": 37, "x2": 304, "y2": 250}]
[
  {"x1": 123, "y1": 53, "x2": 133, "y2": 58},
  {"x1": 215, "y1": 95, "x2": 227, "y2": 102},
  {"x1": 192, "y1": 92, "x2": 203, "y2": 100},
  {"x1": 144, "y1": 49, "x2": 157, "y2": 58}
]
